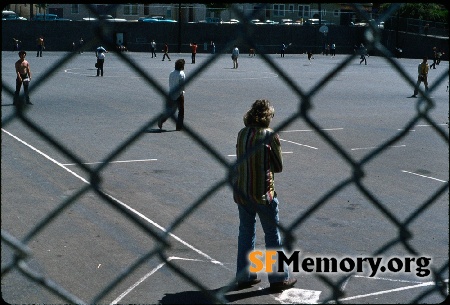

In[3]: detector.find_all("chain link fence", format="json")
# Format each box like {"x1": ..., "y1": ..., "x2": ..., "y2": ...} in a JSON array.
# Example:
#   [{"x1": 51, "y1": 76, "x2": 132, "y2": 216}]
[{"x1": 2, "y1": 3, "x2": 449, "y2": 304}]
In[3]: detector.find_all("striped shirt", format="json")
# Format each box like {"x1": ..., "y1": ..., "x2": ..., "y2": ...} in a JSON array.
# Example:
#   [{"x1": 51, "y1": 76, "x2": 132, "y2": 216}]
[{"x1": 233, "y1": 126, "x2": 283, "y2": 205}]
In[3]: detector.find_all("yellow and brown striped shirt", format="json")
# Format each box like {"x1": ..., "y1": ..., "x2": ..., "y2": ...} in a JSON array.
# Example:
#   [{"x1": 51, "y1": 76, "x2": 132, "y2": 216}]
[{"x1": 233, "y1": 126, "x2": 283, "y2": 205}]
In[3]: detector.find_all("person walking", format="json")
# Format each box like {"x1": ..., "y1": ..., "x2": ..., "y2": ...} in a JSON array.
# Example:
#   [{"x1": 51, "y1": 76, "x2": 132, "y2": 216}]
[
  {"x1": 232, "y1": 45, "x2": 239, "y2": 69},
  {"x1": 14, "y1": 50, "x2": 32, "y2": 106},
  {"x1": 162, "y1": 43, "x2": 171, "y2": 61},
  {"x1": 233, "y1": 99, "x2": 297, "y2": 292},
  {"x1": 411, "y1": 56, "x2": 429, "y2": 98},
  {"x1": 359, "y1": 43, "x2": 367, "y2": 65},
  {"x1": 158, "y1": 59, "x2": 186, "y2": 131},
  {"x1": 190, "y1": 42, "x2": 198, "y2": 64},
  {"x1": 95, "y1": 46, "x2": 108, "y2": 77},
  {"x1": 36, "y1": 36, "x2": 44, "y2": 57},
  {"x1": 151, "y1": 39, "x2": 157, "y2": 58},
  {"x1": 430, "y1": 47, "x2": 437, "y2": 69}
]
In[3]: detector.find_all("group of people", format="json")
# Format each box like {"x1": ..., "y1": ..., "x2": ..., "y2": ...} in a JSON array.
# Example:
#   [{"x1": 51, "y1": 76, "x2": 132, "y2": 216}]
[
  {"x1": 148, "y1": 40, "x2": 171, "y2": 61},
  {"x1": 156, "y1": 58, "x2": 297, "y2": 290},
  {"x1": 12, "y1": 36, "x2": 444, "y2": 295},
  {"x1": 323, "y1": 43, "x2": 336, "y2": 56}
]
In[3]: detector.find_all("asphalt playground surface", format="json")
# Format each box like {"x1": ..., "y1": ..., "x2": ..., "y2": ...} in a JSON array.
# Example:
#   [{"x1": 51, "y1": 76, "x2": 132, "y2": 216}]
[{"x1": 1, "y1": 50, "x2": 449, "y2": 304}]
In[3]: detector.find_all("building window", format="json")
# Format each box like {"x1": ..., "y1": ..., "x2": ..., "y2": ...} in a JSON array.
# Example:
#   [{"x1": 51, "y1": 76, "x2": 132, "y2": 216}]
[
  {"x1": 71, "y1": 4, "x2": 79, "y2": 14},
  {"x1": 166, "y1": 8, "x2": 172, "y2": 19},
  {"x1": 273, "y1": 4, "x2": 285, "y2": 17},
  {"x1": 298, "y1": 5, "x2": 310, "y2": 18},
  {"x1": 288, "y1": 4, "x2": 294, "y2": 13},
  {"x1": 333, "y1": 10, "x2": 340, "y2": 17},
  {"x1": 123, "y1": 4, "x2": 138, "y2": 16}
]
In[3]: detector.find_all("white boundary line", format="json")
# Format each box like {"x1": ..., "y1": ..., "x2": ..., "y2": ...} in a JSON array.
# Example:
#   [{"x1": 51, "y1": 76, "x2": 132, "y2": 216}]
[
  {"x1": 280, "y1": 128, "x2": 344, "y2": 133},
  {"x1": 335, "y1": 280, "x2": 446, "y2": 302},
  {"x1": 351, "y1": 145, "x2": 406, "y2": 151},
  {"x1": 1, "y1": 128, "x2": 230, "y2": 289},
  {"x1": 110, "y1": 256, "x2": 207, "y2": 304},
  {"x1": 401, "y1": 170, "x2": 447, "y2": 183},
  {"x1": 280, "y1": 138, "x2": 318, "y2": 150},
  {"x1": 3, "y1": 128, "x2": 447, "y2": 304}
]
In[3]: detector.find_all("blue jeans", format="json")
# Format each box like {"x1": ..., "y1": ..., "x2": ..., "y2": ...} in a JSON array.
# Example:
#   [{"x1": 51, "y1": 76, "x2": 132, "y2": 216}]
[{"x1": 236, "y1": 197, "x2": 290, "y2": 283}]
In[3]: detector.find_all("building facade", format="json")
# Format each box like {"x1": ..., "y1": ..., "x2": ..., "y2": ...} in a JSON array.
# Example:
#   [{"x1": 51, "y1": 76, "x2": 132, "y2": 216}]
[{"x1": 3, "y1": 3, "x2": 373, "y2": 25}]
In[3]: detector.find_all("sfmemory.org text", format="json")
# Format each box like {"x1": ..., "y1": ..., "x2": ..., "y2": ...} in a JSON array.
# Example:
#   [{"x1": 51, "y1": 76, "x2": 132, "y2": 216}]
[{"x1": 249, "y1": 250, "x2": 431, "y2": 277}]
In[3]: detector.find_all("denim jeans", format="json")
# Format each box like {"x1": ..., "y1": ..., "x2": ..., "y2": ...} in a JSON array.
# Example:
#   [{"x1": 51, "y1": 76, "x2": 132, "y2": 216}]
[{"x1": 236, "y1": 197, "x2": 290, "y2": 283}]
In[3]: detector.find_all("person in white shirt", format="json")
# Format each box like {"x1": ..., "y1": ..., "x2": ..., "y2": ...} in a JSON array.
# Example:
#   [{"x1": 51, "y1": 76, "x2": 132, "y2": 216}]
[
  {"x1": 232, "y1": 45, "x2": 240, "y2": 69},
  {"x1": 95, "y1": 46, "x2": 108, "y2": 76},
  {"x1": 158, "y1": 59, "x2": 186, "y2": 131},
  {"x1": 151, "y1": 40, "x2": 156, "y2": 58}
]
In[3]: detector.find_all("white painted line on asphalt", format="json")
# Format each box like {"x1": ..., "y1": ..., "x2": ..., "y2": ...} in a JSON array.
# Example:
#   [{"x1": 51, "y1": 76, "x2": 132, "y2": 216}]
[
  {"x1": 401, "y1": 170, "x2": 447, "y2": 183},
  {"x1": 416, "y1": 124, "x2": 448, "y2": 127},
  {"x1": 351, "y1": 145, "x2": 406, "y2": 151},
  {"x1": 280, "y1": 128, "x2": 343, "y2": 133},
  {"x1": 352, "y1": 274, "x2": 425, "y2": 284},
  {"x1": 2, "y1": 128, "x2": 89, "y2": 184},
  {"x1": 227, "y1": 152, "x2": 293, "y2": 157},
  {"x1": 2, "y1": 128, "x2": 229, "y2": 271},
  {"x1": 397, "y1": 123, "x2": 448, "y2": 131},
  {"x1": 62, "y1": 159, "x2": 157, "y2": 166},
  {"x1": 280, "y1": 138, "x2": 318, "y2": 150},
  {"x1": 111, "y1": 256, "x2": 207, "y2": 304},
  {"x1": 274, "y1": 288, "x2": 322, "y2": 304},
  {"x1": 334, "y1": 280, "x2": 443, "y2": 302}
]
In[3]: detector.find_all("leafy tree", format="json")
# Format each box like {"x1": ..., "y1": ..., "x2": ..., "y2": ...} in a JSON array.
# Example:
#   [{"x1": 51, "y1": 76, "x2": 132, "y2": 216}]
[{"x1": 379, "y1": 3, "x2": 448, "y2": 22}]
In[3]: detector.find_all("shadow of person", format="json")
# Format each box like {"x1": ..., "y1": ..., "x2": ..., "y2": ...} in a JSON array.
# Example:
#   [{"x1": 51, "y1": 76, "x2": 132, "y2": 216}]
[
  {"x1": 145, "y1": 128, "x2": 176, "y2": 133},
  {"x1": 159, "y1": 286, "x2": 274, "y2": 304}
]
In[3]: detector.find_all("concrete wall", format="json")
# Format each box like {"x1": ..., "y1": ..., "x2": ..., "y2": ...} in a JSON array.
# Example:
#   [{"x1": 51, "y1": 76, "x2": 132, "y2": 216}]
[{"x1": 2, "y1": 20, "x2": 448, "y2": 59}]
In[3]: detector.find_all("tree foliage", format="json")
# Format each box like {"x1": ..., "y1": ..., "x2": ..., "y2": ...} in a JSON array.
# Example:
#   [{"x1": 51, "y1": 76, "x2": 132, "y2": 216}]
[{"x1": 379, "y1": 3, "x2": 448, "y2": 22}]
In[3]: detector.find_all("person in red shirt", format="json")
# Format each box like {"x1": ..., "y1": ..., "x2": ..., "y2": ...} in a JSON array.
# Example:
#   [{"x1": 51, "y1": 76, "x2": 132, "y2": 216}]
[{"x1": 190, "y1": 42, "x2": 198, "y2": 64}]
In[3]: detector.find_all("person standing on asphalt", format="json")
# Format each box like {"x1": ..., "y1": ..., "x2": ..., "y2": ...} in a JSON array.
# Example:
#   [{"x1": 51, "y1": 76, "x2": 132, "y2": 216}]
[
  {"x1": 233, "y1": 99, "x2": 297, "y2": 292},
  {"x1": 232, "y1": 45, "x2": 239, "y2": 69},
  {"x1": 151, "y1": 39, "x2": 157, "y2": 58},
  {"x1": 14, "y1": 50, "x2": 32, "y2": 106},
  {"x1": 330, "y1": 42, "x2": 336, "y2": 56},
  {"x1": 95, "y1": 46, "x2": 108, "y2": 77},
  {"x1": 411, "y1": 56, "x2": 429, "y2": 98},
  {"x1": 79, "y1": 37, "x2": 84, "y2": 54},
  {"x1": 36, "y1": 36, "x2": 44, "y2": 57},
  {"x1": 158, "y1": 59, "x2": 185, "y2": 131},
  {"x1": 190, "y1": 42, "x2": 198, "y2": 64},
  {"x1": 13, "y1": 38, "x2": 21, "y2": 51}
]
